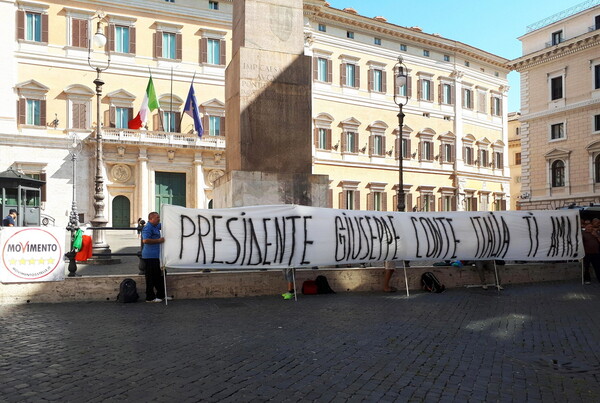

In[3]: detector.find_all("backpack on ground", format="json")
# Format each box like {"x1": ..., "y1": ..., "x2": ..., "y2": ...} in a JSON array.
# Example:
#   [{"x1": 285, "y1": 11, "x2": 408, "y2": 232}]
[
  {"x1": 421, "y1": 272, "x2": 445, "y2": 293},
  {"x1": 302, "y1": 280, "x2": 318, "y2": 295},
  {"x1": 315, "y1": 275, "x2": 335, "y2": 294},
  {"x1": 117, "y1": 278, "x2": 139, "y2": 303}
]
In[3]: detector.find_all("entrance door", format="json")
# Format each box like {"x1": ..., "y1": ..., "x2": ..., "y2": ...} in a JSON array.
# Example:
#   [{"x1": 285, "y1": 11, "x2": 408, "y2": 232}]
[
  {"x1": 155, "y1": 172, "x2": 186, "y2": 214},
  {"x1": 112, "y1": 195, "x2": 131, "y2": 228}
]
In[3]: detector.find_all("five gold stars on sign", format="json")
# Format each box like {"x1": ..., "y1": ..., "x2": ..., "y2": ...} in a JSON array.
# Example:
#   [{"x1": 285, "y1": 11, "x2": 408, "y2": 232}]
[{"x1": 9, "y1": 257, "x2": 55, "y2": 265}]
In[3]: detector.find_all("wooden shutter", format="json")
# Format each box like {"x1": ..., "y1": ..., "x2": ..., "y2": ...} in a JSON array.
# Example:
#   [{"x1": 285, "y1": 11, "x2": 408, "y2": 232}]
[
  {"x1": 451, "y1": 195, "x2": 457, "y2": 211},
  {"x1": 219, "y1": 39, "x2": 226, "y2": 65},
  {"x1": 312, "y1": 57, "x2": 318, "y2": 80},
  {"x1": 406, "y1": 193, "x2": 413, "y2": 212},
  {"x1": 430, "y1": 195, "x2": 436, "y2": 212},
  {"x1": 16, "y1": 10, "x2": 24, "y2": 40},
  {"x1": 355, "y1": 65, "x2": 360, "y2": 88},
  {"x1": 451, "y1": 85, "x2": 455, "y2": 105},
  {"x1": 501, "y1": 199, "x2": 507, "y2": 211},
  {"x1": 395, "y1": 137, "x2": 400, "y2": 159},
  {"x1": 382, "y1": 71, "x2": 387, "y2": 93},
  {"x1": 472, "y1": 197, "x2": 478, "y2": 211},
  {"x1": 339, "y1": 191, "x2": 346, "y2": 209},
  {"x1": 340, "y1": 63, "x2": 346, "y2": 86},
  {"x1": 417, "y1": 79, "x2": 422, "y2": 100},
  {"x1": 382, "y1": 136, "x2": 386, "y2": 156},
  {"x1": 428, "y1": 80, "x2": 433, "y2": 101},
  {"x1": 327, "y1": 60, "x2": 332, "y2": 83},
  {"x1": 355, "y1": 191, "x2": 360, "y2": 210},
  {"x1": 368, "y1": 135, "x2": 374, "y2": 155},
  {"x1": 72, "y1": 103, "x2": 79, "y2": 129},
  {"x1": 382, "y1": 192, "x2": 388, "y2": 211},
  {"x1": 326, "y1": 129, "x2": 332, "y2": 150},
  {"x1": 17, "y1": 99, "x2": 26, "y2": 125},
  {"x1": 175, "y1": 112, "x2": 181, "y2": 133},
  {"x1": 40, "y1": 100, "x2": 46, "y2": 126},
  {"x1": 393, "y1": 194, "x2": 398, "y2": 211},
  {"x1": 154, "y1": 32, "x2": 162, "y2": 58},
  {"x1": 107, "y1": 23, "x2": 115, "y2": 51},
  {"x1": 40, "y1": 172, "x2": 47, "y2": 202},
  {"x1": 406, "y1": 75, "x2": 412, "y2": 97},
  {"x1": 109, "y1": 106, "x2": 115, "y2": 128},
  {"x1": 72, "y1": 19, "x2": 81, "y2": 47},
  {"x1": 313, "y1": 128, "x2": 319, "y2": 147},
  {"x1": 200, "y1": 38, "x2": 207, "y2": 63},
  {"x1": 41, "y1": 14, "x2": 48, "y2": 43},
  {"x1": 220, "y1": 117, "x2": 226, "y2": 136},
  {"x1": 153, "y1": 114, "x2": 160, "y2": 131},
  {"x1": 176, "y1": 33, "x2": 182, "y2": 60},
  {"x1": 353, "y1": 133, "x2": 359, "y2": 153},
  {"x1": 367, "y1": 193, "x2": 373, "y2": 210},
  {"x1": 129, "y1": 27, "x2": 136, "y2": 54},
  {"x1": 368, "y1": 69, "x2": 373, "y2": 91},
  {"x1": 451, "y1": 145, "x2": 456, "y2": 162},
  {"x1": 340, "y1": 131, "x2": 347, "y2": 152},
  {"x1": 202, "y1": 115, "x2": 209, "y2": 135},
  {"x1": 327, "y1": 189, "x2": 333, "y2": 208},
  {"x1": 438, "y1": 83, "x2": 442, "y2": 104},
  {"x1": 418, "y1": 141, "x2": 422, "y2": 161}
]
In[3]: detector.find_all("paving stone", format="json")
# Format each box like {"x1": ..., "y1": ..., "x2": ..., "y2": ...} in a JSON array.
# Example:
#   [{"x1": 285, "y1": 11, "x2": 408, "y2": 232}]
[{"x1": 0, "y1": 281, "x2": 599, "y2": 401}]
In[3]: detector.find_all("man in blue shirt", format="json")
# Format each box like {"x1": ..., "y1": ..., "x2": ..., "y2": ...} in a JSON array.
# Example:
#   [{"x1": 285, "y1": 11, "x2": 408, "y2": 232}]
[
  {"x1": 142, "y1": 212, "x2": 166, "y2": 302},
  {"x1": 2, "y1": 209, "x2": 18, "y2": 227}
]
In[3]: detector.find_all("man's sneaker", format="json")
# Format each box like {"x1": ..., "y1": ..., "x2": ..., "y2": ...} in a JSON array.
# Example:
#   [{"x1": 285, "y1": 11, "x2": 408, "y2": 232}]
[
  {"x1": 497, "y1": 285, "x2": 504, "y2": 290},
  {"x1": 585, "y1": 281, "x2": 591, "y2": 285},
  {"x1": 482, "y1": 285, "x2": 488, "y2": 290},
  {"x1": 282, "y1": 292, "x2": 294, "y2": 300},
  {"x1": 146, "y1": 298, "x2": 163, "y2": 303},
  {"x1": 165, "y1": 296, "x2": 174, "y2": 301}
]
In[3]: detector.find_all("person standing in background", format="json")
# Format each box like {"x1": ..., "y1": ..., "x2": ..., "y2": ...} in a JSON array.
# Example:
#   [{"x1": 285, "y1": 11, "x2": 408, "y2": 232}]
[
  {"x1": 142, "y1": 212, "x2": 167, "y2": 302},
  {"x1": 2, "y1": 209, "x2": 18, "y2": 227}
]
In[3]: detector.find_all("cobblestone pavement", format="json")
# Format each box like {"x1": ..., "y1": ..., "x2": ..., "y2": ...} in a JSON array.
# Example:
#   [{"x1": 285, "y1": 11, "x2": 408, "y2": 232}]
[{"x1": 1, "y1": 281, "x2": 599, "y2": 402}]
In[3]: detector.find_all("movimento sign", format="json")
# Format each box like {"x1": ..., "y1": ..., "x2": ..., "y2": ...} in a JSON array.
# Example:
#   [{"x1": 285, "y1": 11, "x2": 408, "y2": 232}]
[
  {"x1": 161, "y1": 204, "x2": 582, "y2": 269},
  {"x1": 0, "y1": 227, "x2": 65, "y2": 283}
]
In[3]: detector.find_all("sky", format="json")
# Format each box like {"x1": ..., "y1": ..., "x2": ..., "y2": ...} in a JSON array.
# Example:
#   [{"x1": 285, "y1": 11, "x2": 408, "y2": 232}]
[{"x1": 327, "y1": 0, "x2": 590, "y2": 112}]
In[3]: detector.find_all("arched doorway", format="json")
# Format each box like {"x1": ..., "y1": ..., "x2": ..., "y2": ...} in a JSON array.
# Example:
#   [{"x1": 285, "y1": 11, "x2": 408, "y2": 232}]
[{"x1": 112, "y1": 195, "x2": 131, "y2": 228}]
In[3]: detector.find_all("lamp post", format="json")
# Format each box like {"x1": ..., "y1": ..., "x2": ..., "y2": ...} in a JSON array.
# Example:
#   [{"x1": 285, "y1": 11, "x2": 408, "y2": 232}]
[
  {"x1": 66, "y1": 133, "x2": 82, "y2": 276},
  {"x1": 393, "y1": 56, "x2": 410, "y2": 212},
  {"x1": 88, "y1": 12, "x2": 112, "y2": 258}
]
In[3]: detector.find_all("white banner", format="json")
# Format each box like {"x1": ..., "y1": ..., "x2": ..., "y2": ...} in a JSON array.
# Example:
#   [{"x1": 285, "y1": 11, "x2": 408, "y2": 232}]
[
  {"x1": 0, "y1": 227, "x2": 66, "y2": 283},
  {"x1": 161, "y1": 205, "x2": 583, "y2": 269}
]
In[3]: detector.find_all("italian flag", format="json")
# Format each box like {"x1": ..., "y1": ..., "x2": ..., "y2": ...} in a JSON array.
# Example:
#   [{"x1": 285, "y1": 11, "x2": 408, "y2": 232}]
[{"x1": 128, "y1": 78, "x2": 160, "y2": 130}]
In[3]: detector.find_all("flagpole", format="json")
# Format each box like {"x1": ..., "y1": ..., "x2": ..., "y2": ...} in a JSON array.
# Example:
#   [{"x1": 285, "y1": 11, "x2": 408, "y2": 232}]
[
  {"x1": 148, "y1": 67, "x2": 164, "y2": 131},
  {"x1": 170, "y1": 66, "x2": 173, "y2": 132},
  {"x1": 179, "y1": 71, "x2": 197, "y2": 130}
]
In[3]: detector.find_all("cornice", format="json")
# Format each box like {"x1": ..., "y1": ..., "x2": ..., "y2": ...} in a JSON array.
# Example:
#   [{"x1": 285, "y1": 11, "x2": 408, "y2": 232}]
[
  {"x1": 509, "y1": 31, "x2": 600, "y2": 71},
  {"x1": 304, "y1": 2, "x2": 509, "y2": 70},
  {"x1": 520, "y1": 97, "x2": 600, "y2": 121}
]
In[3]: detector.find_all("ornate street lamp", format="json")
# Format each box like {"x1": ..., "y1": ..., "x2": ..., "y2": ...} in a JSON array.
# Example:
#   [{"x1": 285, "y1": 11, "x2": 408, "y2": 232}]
[
  {"x1": 88, "y1": 12, "x2": 112, "y2": 258},
  {"x1": 66, "y1": 133, "x2": 82, "y2": 276},
  {"x1": 393, "y1": 56, "x2": 410, "y2": 212}
]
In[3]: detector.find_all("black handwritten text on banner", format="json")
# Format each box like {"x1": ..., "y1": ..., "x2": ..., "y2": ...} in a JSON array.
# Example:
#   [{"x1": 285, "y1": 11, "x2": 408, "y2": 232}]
[{"x1": 161, "y1": 205, "x2": 581, "y2": 269}]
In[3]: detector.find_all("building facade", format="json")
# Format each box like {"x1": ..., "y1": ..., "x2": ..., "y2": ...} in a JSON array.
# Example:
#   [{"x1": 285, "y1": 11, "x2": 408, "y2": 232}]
[
  {"x1": 508, "y1": 112, "x2": 522, "y2": 210},
  {"x1": 510, "y1": 3, "x2": 600, "y2": 210},
  {"x1": 0, "y1": 0, "x2": 511, "y2": 231}
]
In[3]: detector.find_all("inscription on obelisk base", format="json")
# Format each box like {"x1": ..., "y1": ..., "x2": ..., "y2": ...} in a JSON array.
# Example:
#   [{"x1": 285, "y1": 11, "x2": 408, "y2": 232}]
[{"x1": 213, "y1": 0, "x2": 329, "y2": 208}]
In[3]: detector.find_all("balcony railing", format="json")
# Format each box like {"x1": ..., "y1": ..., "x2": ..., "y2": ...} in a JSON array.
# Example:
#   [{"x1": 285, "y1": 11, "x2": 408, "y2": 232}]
[{"x1": 101, "y1": 128, "x2": 226, "y2": 149}]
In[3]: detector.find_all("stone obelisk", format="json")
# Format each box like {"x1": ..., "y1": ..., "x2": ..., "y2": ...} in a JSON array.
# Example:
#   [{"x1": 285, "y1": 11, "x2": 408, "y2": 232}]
[{"x1": 213, "y1": 0, "x2": 328, "y2": 208}]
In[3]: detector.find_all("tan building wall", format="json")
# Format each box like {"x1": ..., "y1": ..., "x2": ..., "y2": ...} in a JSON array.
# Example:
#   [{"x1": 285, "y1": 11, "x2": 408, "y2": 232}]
[
  {"x1": 508, "y1": 112, "x2": 522, "y2": 210},
  {"x1": 510, "y1": 4, "x2": 600, "y2": 210}
]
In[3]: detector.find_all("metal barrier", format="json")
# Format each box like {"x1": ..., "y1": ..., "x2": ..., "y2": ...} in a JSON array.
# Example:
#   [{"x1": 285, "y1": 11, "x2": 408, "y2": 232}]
[{"x1": 66, "y1": 226, "x2": 143, "y2": 277}]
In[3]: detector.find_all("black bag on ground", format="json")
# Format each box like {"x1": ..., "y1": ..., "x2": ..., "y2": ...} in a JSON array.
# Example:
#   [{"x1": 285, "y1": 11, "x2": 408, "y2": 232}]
[
  {"x1": 117, "y1": 278, "x2": 139, "y2": 303},
  {"x1": 421, "y1": 272, "x2": 445, "y2": 293},
  {"x1": 315, "y1": 275, "x2": 335, "y2": 294}
]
